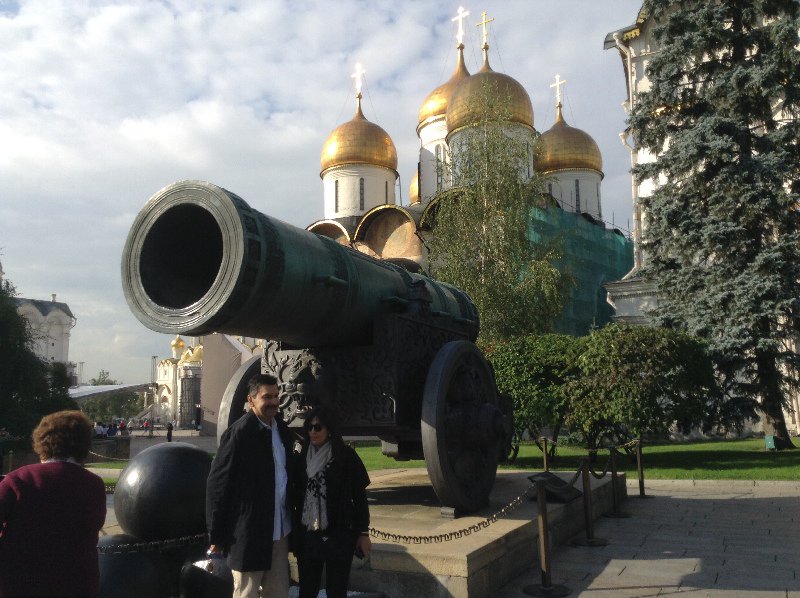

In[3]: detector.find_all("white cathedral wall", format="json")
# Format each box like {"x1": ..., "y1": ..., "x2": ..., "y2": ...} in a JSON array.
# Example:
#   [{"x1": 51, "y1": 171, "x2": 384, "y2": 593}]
[
  {"x1": 446, "y1": 123, "x2": 536, "y2": 186},
  {"x1": 322, "y1": 164, "x2": 397, "y2": 219},
  {"x1": 16, "y1": 304, "x2": 73, "y2": 364},
  {"x1": 418, "y1": 117, "x2": 448, "y2": 202},
  {"x1": 546, "y1": 170, "x2": 603, "y2": 220}
]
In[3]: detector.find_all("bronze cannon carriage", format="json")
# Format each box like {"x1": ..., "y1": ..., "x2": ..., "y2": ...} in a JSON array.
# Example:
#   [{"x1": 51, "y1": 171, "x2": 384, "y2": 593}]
[{"x1": 122, "y1": 181, "x2": 512, "y2": 513}]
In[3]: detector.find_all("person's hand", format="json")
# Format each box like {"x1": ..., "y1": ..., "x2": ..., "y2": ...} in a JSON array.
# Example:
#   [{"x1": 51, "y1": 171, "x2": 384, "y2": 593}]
[
  {"x1": 205, "y1": 545, "x2": 222, "y2": 573},
  {"x1": 356, "y1": 534, "x2": 372, "y2": 558}
]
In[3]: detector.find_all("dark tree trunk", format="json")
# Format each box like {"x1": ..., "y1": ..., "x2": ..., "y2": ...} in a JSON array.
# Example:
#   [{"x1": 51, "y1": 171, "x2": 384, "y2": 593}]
[{"x1": 756, "y1": 346, "x2": 796, "y2": 450}]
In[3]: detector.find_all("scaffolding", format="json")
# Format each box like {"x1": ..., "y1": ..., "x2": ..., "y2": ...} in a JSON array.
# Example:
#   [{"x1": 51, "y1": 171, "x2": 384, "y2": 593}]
[{"x1": 530, "y1": 207, "x2": 634, "y2": 336}]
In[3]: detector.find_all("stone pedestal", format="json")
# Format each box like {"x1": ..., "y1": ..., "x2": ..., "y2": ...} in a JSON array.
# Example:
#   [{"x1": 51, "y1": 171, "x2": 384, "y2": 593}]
[{"x1": 291, "y1": 468, "x2": 626, "y2": 598}]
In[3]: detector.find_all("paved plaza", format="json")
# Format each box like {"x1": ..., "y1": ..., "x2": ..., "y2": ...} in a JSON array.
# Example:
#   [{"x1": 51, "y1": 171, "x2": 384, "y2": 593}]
[
  {"x1": 497, "y1": 479, "x2": 800, "y2": 598},
  {"x1": 97, "y1": 442, "x2": 800, "y2": 597}
]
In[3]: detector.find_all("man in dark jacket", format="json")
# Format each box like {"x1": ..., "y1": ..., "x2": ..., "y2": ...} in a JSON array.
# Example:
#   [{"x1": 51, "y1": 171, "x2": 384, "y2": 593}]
[{"x1": 206, "y1": 373, "x2": 294, "y2": 598}]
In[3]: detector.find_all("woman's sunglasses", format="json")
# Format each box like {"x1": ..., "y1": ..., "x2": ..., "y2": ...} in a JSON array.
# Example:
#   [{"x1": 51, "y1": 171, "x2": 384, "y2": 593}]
[{"x1": 307, "y1": 423, "x2": 325, "y2": 432}]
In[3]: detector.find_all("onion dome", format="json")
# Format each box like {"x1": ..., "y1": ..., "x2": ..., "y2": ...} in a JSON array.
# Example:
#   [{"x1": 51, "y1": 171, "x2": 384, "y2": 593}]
[
  {"x1": 409, "y1": 171, "x2": 419, "y2": 204},
  {"x1": 170, "y1": 335, "x2": 186, "y2": 350},
  {"x1": 418, "y1": 44, "x2": 470, "y2": 127},
  {"x1": 320, "y1": 94, "x2": 398, "y2": 175},
  {"x1": 446, "y1": 45, "x2": 533, "y2": 134},
  {"x1": 178, "y1": 345, "x2": 203, "y2": 365},
  {"x1": 537, "y1": 103, "x2": 603, "y2": 174}
]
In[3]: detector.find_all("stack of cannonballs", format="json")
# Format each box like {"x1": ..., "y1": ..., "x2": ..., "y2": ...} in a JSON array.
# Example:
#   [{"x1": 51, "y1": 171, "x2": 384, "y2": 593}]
[{"x1": 98, "y1": 442, "x2": 215, "y2": 598}]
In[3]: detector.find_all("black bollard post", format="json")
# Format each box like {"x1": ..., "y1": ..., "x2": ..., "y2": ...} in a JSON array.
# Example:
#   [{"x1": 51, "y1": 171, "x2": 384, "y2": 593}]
[
  {"x1": 604, "y1": 449, "x2": 631, "y2": 519},
  {"x1": 523, "y1": 480, "x2": 570, "y2": 597},
  {"x1": 571, "y1": 459, "x2": 608, "y2": 547}
]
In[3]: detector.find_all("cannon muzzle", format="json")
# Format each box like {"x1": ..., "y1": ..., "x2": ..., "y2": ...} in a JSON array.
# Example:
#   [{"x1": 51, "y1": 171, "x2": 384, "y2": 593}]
[{"x1": 121, "y1": 181, "x2": 479, "y2": 346}]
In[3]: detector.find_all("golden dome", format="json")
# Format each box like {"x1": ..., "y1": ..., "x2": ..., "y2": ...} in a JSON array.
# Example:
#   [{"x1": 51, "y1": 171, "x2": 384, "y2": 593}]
[
  {"x1": 537, "y1": 103, "x2": 603, "y2": 174},
  {"x1": 178, "y1": 345, "x2": 203, "y2": 364},
  {"x1": 418, "y1": 44, "x2": 470, "y2": 127},
  {"x1": 409, "y1": 171, "x2": 419, "y2": 205},
  {"x1": 446, "y1": 46, "x2": 533, "y2": 135},
  {"x1": 320, "y1": 94, "x2": 398, "y2": 175},
  {"x1": 170, "y1": 335, "x2": 186, "y2": 350}
]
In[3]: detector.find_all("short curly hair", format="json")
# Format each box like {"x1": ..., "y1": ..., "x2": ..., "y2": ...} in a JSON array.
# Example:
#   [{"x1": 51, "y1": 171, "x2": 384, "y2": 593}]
[{"x1": 32, "y1": 410, "x2": 94, "y2": 462}]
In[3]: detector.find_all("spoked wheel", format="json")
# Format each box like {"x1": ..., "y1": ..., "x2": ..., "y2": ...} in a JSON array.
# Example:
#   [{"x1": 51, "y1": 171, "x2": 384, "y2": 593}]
[{"x1": 421, "y1": 341, "x2": 507, "y2": 514}]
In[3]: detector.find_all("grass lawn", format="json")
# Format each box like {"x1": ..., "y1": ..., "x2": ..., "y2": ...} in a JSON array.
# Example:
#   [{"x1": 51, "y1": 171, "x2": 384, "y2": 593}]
[
  {"x1": 354, "y1": 438, "x2": 800, "y2": 481},
  {"x1": 86, "y1": 461, "x2": 128, "y2": 470},
  {"x1": 85, "y1": 438, "x2": 800, "y2": 481}
]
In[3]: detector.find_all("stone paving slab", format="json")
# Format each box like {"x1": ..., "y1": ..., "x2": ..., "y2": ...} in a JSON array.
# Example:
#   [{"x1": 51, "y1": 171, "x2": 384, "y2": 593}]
[{"x1": 497, "y1": 479, "x2": 800, "y2": 597}]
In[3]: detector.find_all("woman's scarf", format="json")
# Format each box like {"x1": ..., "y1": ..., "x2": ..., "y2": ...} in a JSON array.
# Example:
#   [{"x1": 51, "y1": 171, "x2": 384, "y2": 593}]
[{"x1": 301, "y1": 441, "x2": 333, "y2": 531}]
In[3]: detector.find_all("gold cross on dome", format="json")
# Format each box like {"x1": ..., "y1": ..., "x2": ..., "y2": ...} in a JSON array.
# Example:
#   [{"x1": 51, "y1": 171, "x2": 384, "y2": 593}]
[
  {"x1": 351, "y1": 63, "x2": 366, "y2": 95},
  {"x1": 550, "y1": 74, "x2": 567, "y2": 105},
  {"x1": 452, "y1": 6, "x2": 470, "y2": 45},
  {"x1": 476, "y1": 10, "x2": 494, "y2": 46}
]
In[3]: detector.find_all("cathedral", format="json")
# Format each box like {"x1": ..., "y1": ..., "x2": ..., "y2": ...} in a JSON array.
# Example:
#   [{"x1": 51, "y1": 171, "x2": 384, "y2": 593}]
[
  {"x1": 193, "y1": 10, "x2": 636, "y2": 435},
  {"x1": 305, "y1": 10, "x2": 632, "y2": 335}
]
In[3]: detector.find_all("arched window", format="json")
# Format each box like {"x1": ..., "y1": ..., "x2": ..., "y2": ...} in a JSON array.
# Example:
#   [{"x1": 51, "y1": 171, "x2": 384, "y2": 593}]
[
  {"x1": 575, "y1": 179, "x2": 581, "y2": 212},
  {"x1": 359, "y1": 178, "x2": 365, "y2": 211},
  {"x1": 385, "y1": 180, "x2": 388, "y2": 203},
  {"x1": 547, "y1": 182, "x2": 553, "y2": 196},
  {"x1": 334, "y1": 179, "x2": 339, "y2": 213}
]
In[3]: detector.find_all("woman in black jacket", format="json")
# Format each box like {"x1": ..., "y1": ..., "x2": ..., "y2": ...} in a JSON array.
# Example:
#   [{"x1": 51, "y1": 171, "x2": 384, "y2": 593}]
[{"x1": 292, "y1": 405, "x2": 371, "y2": 598}]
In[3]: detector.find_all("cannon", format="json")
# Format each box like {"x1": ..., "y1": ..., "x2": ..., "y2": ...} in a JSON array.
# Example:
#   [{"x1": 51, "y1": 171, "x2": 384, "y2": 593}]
[{"x1": 122, "y1": 180, "x2": 512, "y2": 513}]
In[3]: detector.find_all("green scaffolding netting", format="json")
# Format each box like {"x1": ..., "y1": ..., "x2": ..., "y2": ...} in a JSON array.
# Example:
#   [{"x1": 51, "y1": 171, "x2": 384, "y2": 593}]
[{"x1": 530, "y1": 206, "x2": 633, "y2": 336}]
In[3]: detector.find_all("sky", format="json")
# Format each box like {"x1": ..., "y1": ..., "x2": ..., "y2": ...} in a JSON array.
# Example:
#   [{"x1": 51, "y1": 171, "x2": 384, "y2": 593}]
[{"x1": 0, "y1": 0, "x2": 643, "y2": 385}]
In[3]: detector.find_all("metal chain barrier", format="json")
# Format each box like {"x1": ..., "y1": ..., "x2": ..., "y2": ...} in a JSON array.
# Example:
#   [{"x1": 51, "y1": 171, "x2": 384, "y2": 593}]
[
  {"x1": 98, "y1": 532, "x2": 208, "y2": 554},
  {"x1": 370, "y1": 458, "x2": 588, "y2": 545},
  {"x1": 585, "y1": 438, "x2": 640, "y2": 480},
  {"x1": 369, "y1": 482, "x2": 537, "y2": 544},
  {"x1": 587, "y1": 451, "x2": 612, "y2": 479},
  {"x1": 563, "y1": 462, "x2": 583, "y2": 488},
  {"x1": 88, "y1": 450, "x2": 130, "y2": 461}
]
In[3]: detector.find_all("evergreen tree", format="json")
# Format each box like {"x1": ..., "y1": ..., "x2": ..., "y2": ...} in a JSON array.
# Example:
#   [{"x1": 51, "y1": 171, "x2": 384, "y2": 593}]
[
  {"x1": 629, "y1": 0, "x2": 800, "y2": 447},
  {"x1": 427, "y1": 82, "x2": 567, "y2": 341}
]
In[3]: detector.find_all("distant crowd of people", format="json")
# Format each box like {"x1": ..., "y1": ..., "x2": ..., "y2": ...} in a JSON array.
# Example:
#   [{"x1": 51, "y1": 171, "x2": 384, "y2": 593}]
[
  {"x1": 91, "y1": 418, "x2": 179, "y2": 438},
  {"x1": 93, "y1": 420, "x2": 126, "y2": 438}
]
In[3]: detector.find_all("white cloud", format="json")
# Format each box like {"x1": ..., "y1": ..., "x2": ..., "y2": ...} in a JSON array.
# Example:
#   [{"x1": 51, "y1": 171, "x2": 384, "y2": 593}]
[{"x1": 0, "y1": 0, "x2": 642, "y2": 384}]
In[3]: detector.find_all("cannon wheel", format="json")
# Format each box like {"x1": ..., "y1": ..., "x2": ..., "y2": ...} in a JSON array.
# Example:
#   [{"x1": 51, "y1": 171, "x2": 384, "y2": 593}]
[
  {"x1": 421, "y1": 340, "x2": 502, "y2": 513},
  {"x1": 217, "y1": 355, "x2": 262, "y2": 444}
]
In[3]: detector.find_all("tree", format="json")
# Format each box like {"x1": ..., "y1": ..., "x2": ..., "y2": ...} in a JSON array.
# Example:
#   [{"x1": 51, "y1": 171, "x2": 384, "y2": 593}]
[
  {"x1": 426, "y1": 81, "x2": 567, "y2": 342},
  {"x1": 567, "y1": 324, "x2": 718, "y2": 449},
  {"x1": 81, "y1": 391, "x2": 143, "y2": 423},
  {"x1": 483, "y1": 334, "x2": 583, "y2": 444},
  {"x1": 0, "y1": 281, "x2": 77, "y2": 436},
  {"x1": 82, "y1": 369, "x2": 142, "y2": 422},
  {"x1": 629, "y1": 0, "x2": 800, "y2": 448},
  {"x1": 90, "y1": 370, "x2": 118, "y2": 385}
]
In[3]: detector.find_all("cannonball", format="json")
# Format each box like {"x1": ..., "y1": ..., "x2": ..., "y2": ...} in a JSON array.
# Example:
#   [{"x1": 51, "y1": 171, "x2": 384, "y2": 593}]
[
  {"x1": 98, "y1": 534, "x2": 171, "y2": 598},
  {"x1": 114, "y1": 442, "x2": 212, "y2": 541}
]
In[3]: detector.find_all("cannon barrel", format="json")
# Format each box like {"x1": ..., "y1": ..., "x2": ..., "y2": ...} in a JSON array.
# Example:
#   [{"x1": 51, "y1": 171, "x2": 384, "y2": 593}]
[{"x1": 121, "y1": 181, "x2": 479, "y2": 346}]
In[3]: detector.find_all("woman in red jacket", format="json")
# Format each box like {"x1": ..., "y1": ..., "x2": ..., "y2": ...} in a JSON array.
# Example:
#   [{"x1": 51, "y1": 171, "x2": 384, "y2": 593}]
[{"x1": 0, "y1": 410, "x2": 106, "y2": 597}]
